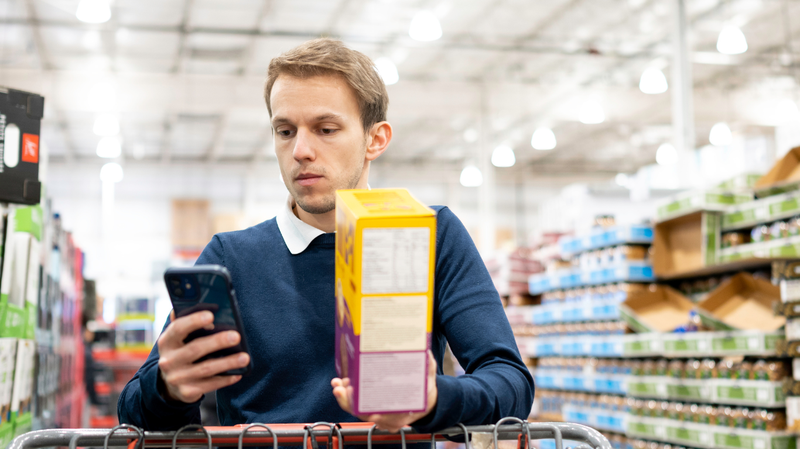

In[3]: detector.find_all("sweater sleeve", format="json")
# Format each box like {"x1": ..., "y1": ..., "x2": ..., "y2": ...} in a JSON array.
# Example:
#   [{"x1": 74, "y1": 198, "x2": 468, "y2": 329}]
[
  {"x1": 412, "y1": 207, "x2": 534, "y2": 432},
  {"x1": 117, "y1": 235, "x2": 226, "y2": 430}
]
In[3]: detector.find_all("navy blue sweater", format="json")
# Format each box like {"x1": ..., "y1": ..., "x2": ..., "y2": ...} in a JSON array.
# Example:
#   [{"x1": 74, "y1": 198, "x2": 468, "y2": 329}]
[{"x1": 118, "y1": 206, "x2": 533, "y2": 432}]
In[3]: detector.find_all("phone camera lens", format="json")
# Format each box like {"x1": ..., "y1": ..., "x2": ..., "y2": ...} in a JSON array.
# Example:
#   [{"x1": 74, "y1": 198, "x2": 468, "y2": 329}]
[
  {"x1": 174, "y1": 287, "x2": 184, "y2": 297},
  {"x1": 169, "y1": 278, "x2": 180, "y2": 287}
]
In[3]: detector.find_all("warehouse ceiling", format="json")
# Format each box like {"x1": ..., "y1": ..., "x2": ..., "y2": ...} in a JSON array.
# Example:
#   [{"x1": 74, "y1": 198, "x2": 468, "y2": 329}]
[{"x1": 0, "y1": 0, "x2": 798, "y2": 179}]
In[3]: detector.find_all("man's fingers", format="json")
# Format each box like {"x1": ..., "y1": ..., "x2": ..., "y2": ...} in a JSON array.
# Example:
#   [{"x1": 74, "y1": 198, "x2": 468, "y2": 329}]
[
  {"x1": 332, "y1": 384, "x2": 351, "y2": 412},
  {"x1": 164, "y1": 330, "x2": 241, "y2": 367},
  {"x1": 427, "y1": 351, "x2": 437, "y2": 376},
  {"x1": 182, "y1": 330, "x2": 241, "y2": 362},
  {"x1": 160, "y1": 311, "x2": 214, "y2": 350},
  {"x1": 165, "y1": 352, "x2": 249, "y2": 385}
]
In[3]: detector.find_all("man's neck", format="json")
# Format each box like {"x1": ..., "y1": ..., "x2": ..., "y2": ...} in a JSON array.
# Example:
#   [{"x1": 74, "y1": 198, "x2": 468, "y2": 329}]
[{"x1": 294, "y1": 203, "x2": 335, "y2": 233}]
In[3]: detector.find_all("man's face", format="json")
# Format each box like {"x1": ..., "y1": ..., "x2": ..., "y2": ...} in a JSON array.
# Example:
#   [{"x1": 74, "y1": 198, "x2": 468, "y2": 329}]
[{"x1": 270, "y1": 74, "x2": 368, "y2": 215}]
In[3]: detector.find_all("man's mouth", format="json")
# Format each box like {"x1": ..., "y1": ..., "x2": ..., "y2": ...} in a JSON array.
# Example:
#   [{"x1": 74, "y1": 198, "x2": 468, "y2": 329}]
[{"x1": 295, "y1": 173, "x2": 323, "y2": 187}]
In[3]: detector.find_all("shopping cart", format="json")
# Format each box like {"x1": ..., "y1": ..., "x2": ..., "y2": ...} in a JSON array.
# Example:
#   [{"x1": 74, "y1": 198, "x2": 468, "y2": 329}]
[{"x1": 8, "y1": 417, "x2": 611, "y2": 449}]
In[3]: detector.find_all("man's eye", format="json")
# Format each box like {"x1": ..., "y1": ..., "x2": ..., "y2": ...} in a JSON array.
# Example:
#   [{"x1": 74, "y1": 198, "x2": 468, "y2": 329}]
[
  {"x1": 277, "y1": 129, "x2": 294, "y2": 137},
  {"x1": 320, "y1": 128, "x2": 337, "y2": 135}
]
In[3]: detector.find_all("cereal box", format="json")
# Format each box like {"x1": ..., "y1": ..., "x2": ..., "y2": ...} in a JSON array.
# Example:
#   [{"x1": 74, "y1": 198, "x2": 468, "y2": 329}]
[{"x1": 335, "y1": 188, "x2": 436, "y2": 414}]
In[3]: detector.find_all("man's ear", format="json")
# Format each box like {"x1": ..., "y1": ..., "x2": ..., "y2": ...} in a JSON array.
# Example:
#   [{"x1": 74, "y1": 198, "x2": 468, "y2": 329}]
[{"x1": 365, "y1": 121, "x2": 392, "y2": 162}]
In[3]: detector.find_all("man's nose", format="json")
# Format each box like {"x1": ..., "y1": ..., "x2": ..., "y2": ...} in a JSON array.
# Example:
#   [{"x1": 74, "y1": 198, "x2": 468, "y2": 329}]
[{"x1": 292, "y1": 128, "x2": 315, "y2": 161}]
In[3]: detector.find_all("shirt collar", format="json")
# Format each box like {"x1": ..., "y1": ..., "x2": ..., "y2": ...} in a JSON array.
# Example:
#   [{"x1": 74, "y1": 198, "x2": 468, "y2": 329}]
[
  {"x1": 276, "y1": 195, "x2": 326, "y2": 255},
  {"x1": 276, "y1": 186, "x2": 370, "y2": 254}
]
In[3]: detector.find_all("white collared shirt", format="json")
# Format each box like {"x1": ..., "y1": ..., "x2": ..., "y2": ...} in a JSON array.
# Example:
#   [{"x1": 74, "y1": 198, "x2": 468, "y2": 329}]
[{"x1": 276, "y1": 195, "x2": 327, "y2": 255}]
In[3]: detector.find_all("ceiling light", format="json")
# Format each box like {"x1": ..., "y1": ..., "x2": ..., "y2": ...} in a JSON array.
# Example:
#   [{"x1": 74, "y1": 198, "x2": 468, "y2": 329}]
[
  {"x1": 409, "y1": 11, "x2": 442, "y2": 42},
  {"x1": 96, "y1": 136, "x2": 121, "y2": 158},
  {"x1": 491, "y1": 145, "x2": 515, "y2": 167},
  {"x1": 615, "y1": 173, "x2": 630, "y2": 188},
  {"x1": 93, "y1": 114, "x2": 119, "y2": 136},
  {"x1": 656, "y1": 143, "x2": 678, "y2": 165},
  {"x1": 76, "y1": 0, "x2": 111, "y2": 24},
  {"x1": 579, "y1": 100, "x2": 605, "y2": 124},
  {"x1": 374, "y1": 57, "x2": 399, "y2": 85},
  {"x1": 463, "y1": 127, "x2": 478, "y2": 143},
  {"x1": 716, "y1": 25, "x2": 748, "y2": 55},
  {"x1": 709, "y1": 122, "x2": 733, "y2": 146},
  {"x1": 776, "y1": 98, "x2": 800, "y2": 123},
  {"x1": 531, "y1": 127, "x2": 556, "y2": 150},
  {"x1": 81, "y1": 31, "x2": 102, "y2": 50},
  {"x1": 460, "y1": 165, "x2": 482, "y2": 187},
  {"x1": 132, "y1": 144, "x2": 146, "y2": 160},
  {"x1": 100, "y1": 162, "x2": 123, "y2": 183},
  {"x1": 639, "y1": 67, "x2": 668, "y2": 94}
]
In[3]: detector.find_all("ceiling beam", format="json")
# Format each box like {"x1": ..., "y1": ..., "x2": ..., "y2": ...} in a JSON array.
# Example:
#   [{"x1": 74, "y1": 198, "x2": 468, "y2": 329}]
[
  {"x1": 0, "y1": 16, "x2": 667, "y2": 59},
  {"x1": 206, "y1": 113, "x2": 229, "y2": 162},
  {"x1": 171, "y1": 0, "x2": 195, "y2": 74}
]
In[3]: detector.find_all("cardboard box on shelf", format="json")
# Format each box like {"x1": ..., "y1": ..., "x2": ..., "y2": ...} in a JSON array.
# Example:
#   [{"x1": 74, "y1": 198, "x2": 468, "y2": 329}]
[
  {"x1": 0, "y1": 206, "x2": 41, "y2": 338},
  {"x1": 0, "y1": 338, "x2": 16, "y2": 426},
  {"x1": 655, "y1": 190, "x2": 752, "y2": 223},
  {"x1": 0, "y1": 421, "x2": 13, "y2": 448},
  {"x1": 9, "y1": 339, "x2": 34, "y2": 421},
  {"x1": 334, "y1": 188, "x2": 436, "y2": 415},
  {"x1": 620, "y1": 285, "x2": 695, "y2": 332},
  {"x1": 653, "y1": 211, "x2": 721, "y2": 278},
  {"x1": 171, "y1": 199, "x2": 211, "y2": 258},
  {"x1": 717, "y1": 173, "x2": 764, "y2": 192},
  {"x1": 12, "y1": 411, "x2": 31, "y2": 437},
  {"x1": 754, "y1": 146, "x2": 800, "y2": 197},
  {"x1": 696, "y1": 272, "x2": 784, "y2": 332},
  {"x1": 0, "y1": 87, "x2": 43, "y2": 205}
]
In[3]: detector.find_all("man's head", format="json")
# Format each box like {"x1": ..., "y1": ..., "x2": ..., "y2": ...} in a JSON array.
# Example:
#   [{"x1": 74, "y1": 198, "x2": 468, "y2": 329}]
[{"x1": 265, "y1": 38, "x2": 392, "y2": 216}]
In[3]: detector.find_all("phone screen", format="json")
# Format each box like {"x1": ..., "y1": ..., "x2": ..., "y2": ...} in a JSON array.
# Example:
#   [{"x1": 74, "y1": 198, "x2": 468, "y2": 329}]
[{"x1": 166, "y1": 270, "x2": 249, "y2": 371}]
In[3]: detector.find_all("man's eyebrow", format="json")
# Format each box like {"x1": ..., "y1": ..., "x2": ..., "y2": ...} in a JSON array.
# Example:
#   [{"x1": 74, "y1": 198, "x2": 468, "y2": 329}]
[
  {"x1": 271, "y1": 116, "x2": 291, "y2": 126},
  {"x1": 315, "y1": 113, "x2": 344, "y2": 122},
  {"x1": 270, "y1": 114, "x2": 345, "y2": 127}
]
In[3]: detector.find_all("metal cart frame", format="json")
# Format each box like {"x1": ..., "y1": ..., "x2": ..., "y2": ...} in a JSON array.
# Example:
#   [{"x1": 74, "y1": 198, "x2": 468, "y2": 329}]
[{"x1": 9, "y1": 418, "x2": 611, "y2": 449}]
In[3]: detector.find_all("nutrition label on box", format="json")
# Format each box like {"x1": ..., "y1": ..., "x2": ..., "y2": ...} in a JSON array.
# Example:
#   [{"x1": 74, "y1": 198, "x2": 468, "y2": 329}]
[
  {"x1": 360, "y1": 296, "x2": 427, "y2": 352},
  {"x1": 358, "y1": 351, "x2": 426, "y2": 413},
  {"x1": 361, "y1": 227, "x2": 430, "y2": 294}
]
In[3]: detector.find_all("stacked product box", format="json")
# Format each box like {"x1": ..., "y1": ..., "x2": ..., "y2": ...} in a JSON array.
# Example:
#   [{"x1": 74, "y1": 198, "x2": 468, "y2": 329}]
[
  {"x1": 773, "y1": 260, "x2": 800, "y2": 438},
  {"x1": 9, "y1": 339, "x2": 35, "y2": 438},
  {"x1": 115, "y1": 297, "x2": 155, "y2": 352},
  {"x1": 520, "y1": 223, "x2": 653, "y2": 445},
  {"x1": 486, "y1": 248, "x2": 543, "y2": 298},
  {"x1": 620, "y1": 268, "x2": 793, "y2": 447},
  {"x1": 54, "y1": 229, "x2": 84, "y2": 429},
  {"x1": 0, "y1": 337, "x2": 17, "y2": 448},
  {"x1": 517, "y1": 170, "x2": 800, "y2": 448},
  {"x1": 0, "y1": 205, "x2": 43, "y2": 441},
  {"x1": 0, "y1": 206, "x2": 42, "y2": 340}
]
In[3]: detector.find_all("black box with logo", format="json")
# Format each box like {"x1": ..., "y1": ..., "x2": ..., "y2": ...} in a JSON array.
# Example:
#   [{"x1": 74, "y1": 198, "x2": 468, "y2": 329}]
[{"x1": 0, "y1": 87, "x2": 44, "y2": 205}]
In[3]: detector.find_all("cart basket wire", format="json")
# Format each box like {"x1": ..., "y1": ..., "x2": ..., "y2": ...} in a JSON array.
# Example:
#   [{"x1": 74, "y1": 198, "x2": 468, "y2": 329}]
[{"x1": 8, "y1": 418, "x2": 611, "y2": 449}]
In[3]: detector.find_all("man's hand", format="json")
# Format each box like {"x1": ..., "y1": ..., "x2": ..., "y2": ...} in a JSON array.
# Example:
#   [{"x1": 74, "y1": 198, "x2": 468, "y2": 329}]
[
  {"x1": 331, "y1": 351, "x2": 438, "y2": 432},
  {"x1": 157, "y1": 310, "x2": 250, "y2": 403}
]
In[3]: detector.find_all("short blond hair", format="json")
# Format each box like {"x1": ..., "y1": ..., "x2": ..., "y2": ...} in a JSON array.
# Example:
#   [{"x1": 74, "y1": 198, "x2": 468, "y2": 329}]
[{"x1": 264, "y1": 38, "x2": 389, "y2": 132}]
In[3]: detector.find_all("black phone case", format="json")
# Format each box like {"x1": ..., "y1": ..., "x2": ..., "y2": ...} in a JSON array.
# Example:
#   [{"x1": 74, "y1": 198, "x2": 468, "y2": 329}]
[{"x1": 164, "y1": 265, "x2": 253, "y2": 376}]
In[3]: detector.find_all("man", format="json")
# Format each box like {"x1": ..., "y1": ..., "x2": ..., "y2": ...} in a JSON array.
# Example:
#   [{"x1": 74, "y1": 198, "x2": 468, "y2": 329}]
[{"x1": 118, "y1": 38, "x2": 534, "y2": 434}]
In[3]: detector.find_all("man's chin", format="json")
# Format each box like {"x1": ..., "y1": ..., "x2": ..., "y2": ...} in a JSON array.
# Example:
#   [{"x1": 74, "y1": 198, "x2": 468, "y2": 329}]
[{"x1": 294, "y1": 194, "x2": 335, "y2": 215}]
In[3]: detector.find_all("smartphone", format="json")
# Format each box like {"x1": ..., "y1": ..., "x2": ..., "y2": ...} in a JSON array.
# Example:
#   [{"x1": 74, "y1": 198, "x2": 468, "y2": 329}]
[{"x1": 164, "y1": 265, "x2": 252, "y2": 376}]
